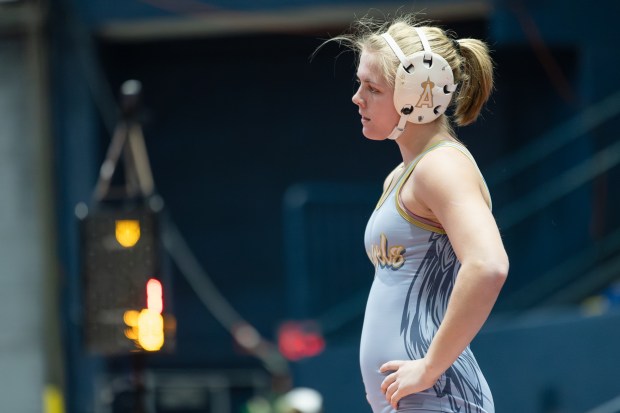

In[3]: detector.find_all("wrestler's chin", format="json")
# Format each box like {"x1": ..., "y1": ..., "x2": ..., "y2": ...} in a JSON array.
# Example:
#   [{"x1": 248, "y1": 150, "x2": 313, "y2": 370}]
[
  {"x1": 362, "y1": 132, "x2": 386, "y2": 141},
  {"x1": 362, "y1": 128, "x2": 389, "y2": 141}
]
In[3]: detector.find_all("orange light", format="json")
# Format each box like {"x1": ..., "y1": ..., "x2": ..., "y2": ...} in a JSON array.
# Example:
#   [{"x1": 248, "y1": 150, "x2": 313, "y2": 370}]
[
  {"x1": 115, "y1": 220, "x2": 141, "y2": 247},
  {"x1": 139, "y1": 278, "x2": 165, "y2": 351},
  {"x1": 122, "y1": 279, "x2": 166, "y2": 351},
  {"x1": 137, "y1": 309, "x2": 164, "y2": 351},
  {"x1": 123, "y1": 310, "x2": 140, "y2": 327},
  {"x1": 124, "y1": 327, "x2": 138, "y2": 340}
]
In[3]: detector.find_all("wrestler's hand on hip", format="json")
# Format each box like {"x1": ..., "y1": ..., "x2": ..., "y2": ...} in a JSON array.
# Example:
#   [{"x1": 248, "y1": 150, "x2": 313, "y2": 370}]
[{"x1": 379, "y1": 359, "x2": 440, "y2": 410}]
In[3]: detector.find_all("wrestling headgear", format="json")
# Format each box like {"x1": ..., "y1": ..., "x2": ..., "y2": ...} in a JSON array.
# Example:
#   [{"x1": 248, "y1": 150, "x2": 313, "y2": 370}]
[{"x1": 381, "y1": 27, "x2": 457, "y2": 140}]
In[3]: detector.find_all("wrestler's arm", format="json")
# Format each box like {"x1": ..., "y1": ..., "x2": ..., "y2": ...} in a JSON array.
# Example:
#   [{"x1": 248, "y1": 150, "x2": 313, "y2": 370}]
[{"x1": 380, "y1": 148, "x2": 509, "y2": 408}]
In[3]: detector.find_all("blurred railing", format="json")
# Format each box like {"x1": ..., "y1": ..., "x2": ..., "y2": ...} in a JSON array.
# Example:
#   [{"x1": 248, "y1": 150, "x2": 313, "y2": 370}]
[
  {"x1": 498, "y1": 226, "x2": 620, "y2": 310},
  {"x1": 490, "y1": 89, "x2": 620, "y2": 310},
  {"x1": 494, "y1": 138, "x2": 620, "y2": 230},
  {"x1": 485, "y1": 88, "x2": 620, "y2": 188},
  {"x1": 585, "y1": 393, "x2": 620, "y2": 413}
]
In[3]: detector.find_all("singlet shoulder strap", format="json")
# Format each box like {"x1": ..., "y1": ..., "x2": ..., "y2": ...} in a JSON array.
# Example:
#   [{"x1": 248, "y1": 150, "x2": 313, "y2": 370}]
[
  {"x1": 374, "y1": 141, "x2": 448, "y2": 210},
  {"x1": 395, "y1": 140, "x2": 493, "y2": 212}
]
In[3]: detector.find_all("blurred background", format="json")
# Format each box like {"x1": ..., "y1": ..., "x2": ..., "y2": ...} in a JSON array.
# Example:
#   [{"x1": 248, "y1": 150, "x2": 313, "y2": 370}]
[{"x1": 1, "y1": 0, "x2": 620, "y2": 412}]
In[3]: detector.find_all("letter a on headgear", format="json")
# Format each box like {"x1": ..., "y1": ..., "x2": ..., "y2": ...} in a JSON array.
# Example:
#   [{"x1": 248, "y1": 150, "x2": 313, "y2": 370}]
[{"x1": 415, "y1": 77, "x2": 435, "y2": 108}]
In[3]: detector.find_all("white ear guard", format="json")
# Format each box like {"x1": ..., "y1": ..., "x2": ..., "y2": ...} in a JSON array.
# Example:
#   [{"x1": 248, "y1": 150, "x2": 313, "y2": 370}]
[{"x1": 381, "y1": 28, "x2": 457, "y2": 139}]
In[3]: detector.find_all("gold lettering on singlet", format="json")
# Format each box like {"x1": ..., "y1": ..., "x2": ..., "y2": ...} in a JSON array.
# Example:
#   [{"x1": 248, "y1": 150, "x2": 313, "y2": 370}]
[{"x1": 371, "y1": 233, "x2": 405, "y2": 270}]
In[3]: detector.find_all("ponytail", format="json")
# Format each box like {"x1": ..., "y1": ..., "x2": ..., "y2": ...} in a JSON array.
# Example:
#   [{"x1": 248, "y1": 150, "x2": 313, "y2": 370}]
[{"x1": 452, "y1": 38, "x2": 494, "y2": 126}]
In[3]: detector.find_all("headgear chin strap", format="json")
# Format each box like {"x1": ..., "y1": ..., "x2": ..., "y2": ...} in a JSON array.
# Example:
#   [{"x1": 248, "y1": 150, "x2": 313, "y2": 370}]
[{"x1": 382, "y1": 27, "x2": 457, "y2": 140}]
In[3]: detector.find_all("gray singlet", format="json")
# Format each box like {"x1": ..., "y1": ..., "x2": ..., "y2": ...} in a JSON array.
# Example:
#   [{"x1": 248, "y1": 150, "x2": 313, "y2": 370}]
[{"x1": 361, "y1": 141, "x2": 494, "y2": 413}]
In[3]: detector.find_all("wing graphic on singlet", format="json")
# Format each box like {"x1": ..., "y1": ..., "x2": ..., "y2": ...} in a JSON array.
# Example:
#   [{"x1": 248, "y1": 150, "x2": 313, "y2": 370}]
[{"x1": 400, "y1": 232, "x2": 485, "y2": 413}]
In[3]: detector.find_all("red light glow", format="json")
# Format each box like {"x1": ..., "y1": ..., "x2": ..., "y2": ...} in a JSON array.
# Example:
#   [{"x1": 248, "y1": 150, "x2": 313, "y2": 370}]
[
  {"x1": 277, "y1": 321, "x2": 325, "y2": 361},
  {"x1": 146, "y1": 278, "x2": 163, "y2": 314}
]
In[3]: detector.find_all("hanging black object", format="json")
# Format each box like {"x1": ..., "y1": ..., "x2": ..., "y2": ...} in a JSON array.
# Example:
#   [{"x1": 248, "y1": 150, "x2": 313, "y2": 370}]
[{"x1": 77, "y1": 80, "x2": 174, "y2": 355}]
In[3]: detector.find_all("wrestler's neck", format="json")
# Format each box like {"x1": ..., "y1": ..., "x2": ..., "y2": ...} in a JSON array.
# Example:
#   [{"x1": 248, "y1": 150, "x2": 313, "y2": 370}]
[{"x1": 396, "y1": 120, "x2": 455, "y2": 166}]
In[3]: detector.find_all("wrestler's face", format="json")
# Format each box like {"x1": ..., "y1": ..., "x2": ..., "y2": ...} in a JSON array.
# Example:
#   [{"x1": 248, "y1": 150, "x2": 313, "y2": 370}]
[{"x1": 352, "y1": 51, "x2": 400, "y2": 141}]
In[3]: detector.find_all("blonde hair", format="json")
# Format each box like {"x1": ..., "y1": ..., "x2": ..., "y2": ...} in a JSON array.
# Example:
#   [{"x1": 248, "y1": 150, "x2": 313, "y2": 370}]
[{"x1": 326, "y1": 14, "x2": 494, "y2": 127}]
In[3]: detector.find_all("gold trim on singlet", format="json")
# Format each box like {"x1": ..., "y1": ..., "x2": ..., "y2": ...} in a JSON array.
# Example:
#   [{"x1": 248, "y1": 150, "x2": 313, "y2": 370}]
[
  {"x1": 374, "y1": 163, "x2": 405, "y2": 210},
  {"x1": 374, "y1": 141, "x2": 448, "y2": 211},
  {"x1": 392, "y1": 140, "x2": 493, "y2": 234},
  {"x1": 398, "y1": 211, "x2": 448, "y2": 234}
]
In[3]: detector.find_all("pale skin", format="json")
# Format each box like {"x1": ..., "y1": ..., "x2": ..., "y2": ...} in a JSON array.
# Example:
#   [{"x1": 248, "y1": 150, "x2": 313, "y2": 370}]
[{"x1": 353, "y1": 50, "x2": 509, "y2": 410}]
